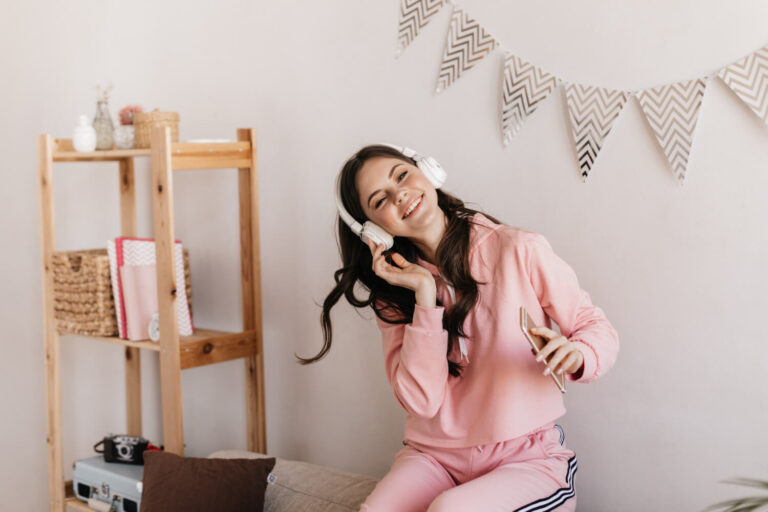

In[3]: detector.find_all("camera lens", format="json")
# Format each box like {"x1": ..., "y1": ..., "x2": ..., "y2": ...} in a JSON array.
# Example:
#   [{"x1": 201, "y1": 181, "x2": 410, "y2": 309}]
[{"x1": 117, "y1": 444, "x2": 133, "y2": 459}]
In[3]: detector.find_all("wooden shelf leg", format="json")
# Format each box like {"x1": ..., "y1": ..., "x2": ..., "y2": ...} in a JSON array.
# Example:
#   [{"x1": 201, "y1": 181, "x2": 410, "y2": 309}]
[
  {"x1": 124, "y1": 346, "x2": 142, "y2": 436},
  {"x1": 38, "y1": 134, "x2": 65, "y2": 511},
  {"x1": 237, "y1": 128, "x2": 267, "y2": 453},
  {"x1": 119, "y1": 158, "x2": 142, "y2": 436},
  {"x1": 151, "y1": 127, "x2": 184, "y2": 455}
]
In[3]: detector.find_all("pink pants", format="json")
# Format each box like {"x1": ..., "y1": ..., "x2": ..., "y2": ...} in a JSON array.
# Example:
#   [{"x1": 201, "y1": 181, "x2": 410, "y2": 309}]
[{"x1": 360, "y1": 422, "x2": 577, "y2": 512}]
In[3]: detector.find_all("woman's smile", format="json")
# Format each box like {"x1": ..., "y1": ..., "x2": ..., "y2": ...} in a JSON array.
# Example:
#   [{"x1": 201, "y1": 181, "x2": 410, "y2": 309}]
[{"x1": 402, "y1": 194, "x2": 423, "y2": 219}]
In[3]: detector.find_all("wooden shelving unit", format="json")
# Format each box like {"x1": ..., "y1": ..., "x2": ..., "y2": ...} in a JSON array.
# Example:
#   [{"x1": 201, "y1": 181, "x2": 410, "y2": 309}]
[{"x1": 37, "y1": 127, "x2": 266, "y2": 512}]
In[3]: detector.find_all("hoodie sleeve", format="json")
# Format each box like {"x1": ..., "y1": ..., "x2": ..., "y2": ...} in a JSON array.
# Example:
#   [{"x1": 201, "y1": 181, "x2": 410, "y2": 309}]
[
  {"x1": 375, "y1": 302, "x2": 450, "y2": 418},
  {"x1": 526, "y1": 233, "x2": 619, "y2": 383}
]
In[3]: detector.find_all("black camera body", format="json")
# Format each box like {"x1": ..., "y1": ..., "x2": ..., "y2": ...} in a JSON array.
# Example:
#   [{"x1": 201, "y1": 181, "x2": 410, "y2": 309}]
[{"x1": 94, "y1": 435, "x2": 150, "y2": 465}]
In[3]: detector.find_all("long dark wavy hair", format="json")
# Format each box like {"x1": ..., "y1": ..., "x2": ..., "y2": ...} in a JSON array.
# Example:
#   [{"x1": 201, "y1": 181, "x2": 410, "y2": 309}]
[{"x1": 295, "y1": 144, "x2": 502, "y2": 377}]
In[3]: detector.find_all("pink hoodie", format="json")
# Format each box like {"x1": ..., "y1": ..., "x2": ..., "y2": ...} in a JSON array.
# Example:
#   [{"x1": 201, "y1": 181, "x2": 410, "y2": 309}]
[{"x1": 375, "y1": 213, "x2": 619, "y2": 448}]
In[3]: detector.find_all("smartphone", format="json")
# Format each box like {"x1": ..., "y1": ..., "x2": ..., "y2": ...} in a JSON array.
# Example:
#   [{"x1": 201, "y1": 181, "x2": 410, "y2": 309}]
[{"x1": 520, "y1": 306, "x2": 566, "y2": 393}]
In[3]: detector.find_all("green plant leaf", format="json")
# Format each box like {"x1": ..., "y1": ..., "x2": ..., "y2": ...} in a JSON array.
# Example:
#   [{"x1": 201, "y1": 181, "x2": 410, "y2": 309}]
[
  {"x1": 705, "y1": 496, "x2": 768, "y2": 512},
  {"x1": 722, "y1": 479, "x2": 768, "y2": 490},
  {"x1": 706, "y1": 476, "x2": 768, "y2": 511}
]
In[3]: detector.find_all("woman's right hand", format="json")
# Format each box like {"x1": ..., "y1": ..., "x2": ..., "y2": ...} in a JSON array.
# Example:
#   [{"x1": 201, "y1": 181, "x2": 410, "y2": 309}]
[{"x1": 366, "y1": 238, "x2": 436, "y2": 307}]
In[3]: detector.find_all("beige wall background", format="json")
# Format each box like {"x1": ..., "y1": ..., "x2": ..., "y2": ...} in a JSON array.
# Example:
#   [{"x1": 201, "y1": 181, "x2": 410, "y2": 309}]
[{"x1": 2, "y1": 0, "x2": 767, "y2": 510}]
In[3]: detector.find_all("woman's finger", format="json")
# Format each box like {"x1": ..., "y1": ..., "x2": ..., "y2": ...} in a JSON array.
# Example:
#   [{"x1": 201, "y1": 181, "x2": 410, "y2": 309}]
[
  {"x1": 374, "y1": 251, "x2": 408, "y2": 280},
  {"x1": 548, "y1": 346, "x2": 576, "y2": 375},
  {"x1": 365, "y1": 237, "x2": 375, "y2": 254},
  {"x1": 371, "y1": 244, "x2": 389, "y2": 278},
  {"x1": 529, "y1": 326, "x2": 558, "y2": 340},
  {"x1": 535, "y1": 335, "x2": 566, "y2": 365},
  {"x1": 390, "y1": 252, "x2": 409, "y2": 269},
  {"x1": 543, "y1": 344, "x2": 570, "y2": 375},
  {"x1": 557, "y1": 351, "x2": 580, "y2": 375},
  {"x1": 372, "y1": 243, "x2": 387, "y2": 264},
  {"x1": 375, "y1": 256, "x2": 394, "y2": 277},
  {"x1": 378, "y1": 259, "x2": 400, "y2": 277}
]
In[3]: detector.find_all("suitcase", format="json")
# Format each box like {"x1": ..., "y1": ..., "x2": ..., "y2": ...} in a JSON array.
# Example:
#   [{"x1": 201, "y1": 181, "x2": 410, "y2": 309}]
[{"x1": 72, "y1": 456, "x2": 143, "y2": 512}]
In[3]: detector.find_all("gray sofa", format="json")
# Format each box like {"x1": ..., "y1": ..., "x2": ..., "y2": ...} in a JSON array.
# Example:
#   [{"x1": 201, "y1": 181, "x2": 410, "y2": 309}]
[{"x1": 208, "y1": 450, "x2": 379, "y2": 512}]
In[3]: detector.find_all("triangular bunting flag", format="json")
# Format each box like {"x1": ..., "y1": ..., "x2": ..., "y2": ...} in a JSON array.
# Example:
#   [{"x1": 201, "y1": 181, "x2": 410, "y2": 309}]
[
  {"x1": 636, "y1": 78, "x2": 707, "y2": 184},
  {"x1": 718, "y1": 44, "x2": 768, "y2": 124},
  {"x1": 436, "y1": 7, "x2": 499, "y2": 93},
  {"x1": 501, "y1": 53, "x2": 560, "y2": 145},
  {"x1": 396, "y1": 0, "x2": 446, "y2": 57},
  {"x1": 565, "y1": 84, "x2": 629, "y2": 181}
]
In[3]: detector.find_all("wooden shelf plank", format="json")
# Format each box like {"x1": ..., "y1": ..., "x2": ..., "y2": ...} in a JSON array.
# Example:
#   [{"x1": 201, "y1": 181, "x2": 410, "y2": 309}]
[
  {"x1": 180, "y1": 329, "x2": 259, "y2": 369},
  {"x1": 53, "y1": 149, "x2": 152, "y2": 161},
  {"x1": 172, "y1": 156, "x2": 253, "y2": 169},
  {"x1": 172, "y1": 141, "x2": 250, "y2": 153},
  {"x1": 52, "y1": 139, "x2": 151, "y2": 161},
  {"x1": 60, "y1": 332, "x2": 161, "y2": 351},
  {"x1": 65, "y1": 481, "x2": 95, "y2": 512},
  {"x1": 58, "y1": 328, "x2": 259, "y2": 368},
  {"x1": 170, "y1": 141, "x2": 252, "y2": 170},
  {"x1": 65, "y1": 498, "x2": 96, "y2": 512},
  {"x1": 51, "y1": 139, "x2": 253, "y2": 169}
]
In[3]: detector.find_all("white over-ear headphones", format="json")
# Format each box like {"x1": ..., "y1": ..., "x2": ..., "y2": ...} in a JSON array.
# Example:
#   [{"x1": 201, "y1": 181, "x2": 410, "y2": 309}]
[{"x1": 335, "y1": 144, "x2": 447, "y2": 250}]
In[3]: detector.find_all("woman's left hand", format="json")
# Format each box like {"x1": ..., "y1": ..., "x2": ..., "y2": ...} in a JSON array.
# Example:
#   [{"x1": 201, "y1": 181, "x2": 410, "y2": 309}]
[{"x1": 528, "y1": 327, "x2": 584, "y2": 376}]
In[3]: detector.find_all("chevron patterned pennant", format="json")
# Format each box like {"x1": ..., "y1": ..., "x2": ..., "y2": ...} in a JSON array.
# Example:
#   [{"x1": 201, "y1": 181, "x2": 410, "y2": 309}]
[
  {"x1": 565, "y1": 84, "x2": 629, "y2": 181},
  {"x1": 501, "y1": 53, "x2": 560, "y2": 145},
  {"x1": 435, "y1": 6, "x2": 499, "y2": 93},
  {"x1": 636, "y1": 78, "x2": 707, "y2": 184},
  {"x1": 396, "y1": 0, "x2": 446, "y2": 56},
  {"x1": 718, "y1": 44, "x2": 768, "y2": 124}
]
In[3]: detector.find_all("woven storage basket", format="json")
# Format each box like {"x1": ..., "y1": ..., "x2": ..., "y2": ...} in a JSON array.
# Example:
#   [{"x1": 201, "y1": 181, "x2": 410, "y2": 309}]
[
  {"x1": 133, "y1": 109, "x2": 179, "y2": 149},
  {"x1": 52, "y1": 248, "x2": 192, "y2": 337}
]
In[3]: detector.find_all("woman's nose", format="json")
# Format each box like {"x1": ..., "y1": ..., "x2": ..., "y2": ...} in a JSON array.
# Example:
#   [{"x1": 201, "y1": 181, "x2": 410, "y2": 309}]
[{"x1": 396, "y1": 190, "x2": 408, "y2": 205}]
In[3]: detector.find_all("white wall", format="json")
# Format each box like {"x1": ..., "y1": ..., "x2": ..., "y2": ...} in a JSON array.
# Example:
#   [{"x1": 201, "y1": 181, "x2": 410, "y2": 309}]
[{"x1": 1, "y1": 0, "x2": 767, "y2": 510}]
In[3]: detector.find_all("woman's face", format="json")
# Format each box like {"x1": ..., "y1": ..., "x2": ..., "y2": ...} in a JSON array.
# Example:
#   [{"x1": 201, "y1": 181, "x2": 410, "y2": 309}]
[{"x1": 356, "y1": 156, "x2": 440, "y2": 239}]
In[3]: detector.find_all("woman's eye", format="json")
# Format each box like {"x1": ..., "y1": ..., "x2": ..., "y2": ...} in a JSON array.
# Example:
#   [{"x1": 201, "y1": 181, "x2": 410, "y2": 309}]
[{"x1": 373, "y1": 171, "x2": 407, "y2": 209}]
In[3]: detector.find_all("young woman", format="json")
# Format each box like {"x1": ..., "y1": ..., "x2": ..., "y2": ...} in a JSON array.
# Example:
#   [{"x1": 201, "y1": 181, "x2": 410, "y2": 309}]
[{"x1": 298, "y1": 144, "x2": 619, "y2": 511}]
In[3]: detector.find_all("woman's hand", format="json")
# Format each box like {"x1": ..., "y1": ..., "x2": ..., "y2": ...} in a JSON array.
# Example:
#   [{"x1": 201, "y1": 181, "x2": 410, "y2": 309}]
[
  {"x1": 365, "y1": 238, "x2": 436, "y2": 307},
  {"x1": 528, "y1": 326, "x2": 584, "y2": 376}
]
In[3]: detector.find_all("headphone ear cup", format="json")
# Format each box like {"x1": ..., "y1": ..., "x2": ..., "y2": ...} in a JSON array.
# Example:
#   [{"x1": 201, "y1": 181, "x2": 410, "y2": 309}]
[
  {"x1": 417, "y1": 157, "x2": 447, "y2": 188},
  {"x1": 361, "y1": 221, "x2": 394, "y2": 250}
]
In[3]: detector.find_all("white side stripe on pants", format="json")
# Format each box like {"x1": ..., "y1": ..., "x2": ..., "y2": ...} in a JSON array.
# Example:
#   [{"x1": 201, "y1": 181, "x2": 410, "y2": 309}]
[{"x1": 513, "y1": 456, "x2": 577, "y2": 512}]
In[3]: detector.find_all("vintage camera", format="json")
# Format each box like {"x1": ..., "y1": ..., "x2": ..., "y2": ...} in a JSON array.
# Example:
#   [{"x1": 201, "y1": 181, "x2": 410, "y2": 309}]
[{"x1": 94, "y1": 435, "x2": 152, "y2": 465}]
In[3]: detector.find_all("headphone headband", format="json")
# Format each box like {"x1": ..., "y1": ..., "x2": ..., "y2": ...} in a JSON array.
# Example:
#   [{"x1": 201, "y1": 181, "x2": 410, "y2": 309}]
[{"x1": 380, "y1": 143, "x2": 417, "y2": 161}]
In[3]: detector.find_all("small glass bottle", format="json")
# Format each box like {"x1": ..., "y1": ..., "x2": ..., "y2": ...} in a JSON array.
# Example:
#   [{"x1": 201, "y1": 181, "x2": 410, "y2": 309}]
[{"x1": 93, "y1": 99, "x2": 114, "y2": 150}]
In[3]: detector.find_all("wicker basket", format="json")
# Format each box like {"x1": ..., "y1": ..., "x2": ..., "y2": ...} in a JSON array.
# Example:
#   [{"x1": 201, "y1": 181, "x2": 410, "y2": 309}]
[
  {"x1": 52, "y1": 248, "x2": 192, "y2": 337},
  {"x1": 133, "y1": 109, "x2": 180, "y2": 149}
]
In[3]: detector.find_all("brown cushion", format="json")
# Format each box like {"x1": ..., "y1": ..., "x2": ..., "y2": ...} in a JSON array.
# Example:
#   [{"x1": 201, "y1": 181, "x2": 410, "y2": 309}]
[{"x1": 140, "y1": 451, "x2": 276, "y2": 512}]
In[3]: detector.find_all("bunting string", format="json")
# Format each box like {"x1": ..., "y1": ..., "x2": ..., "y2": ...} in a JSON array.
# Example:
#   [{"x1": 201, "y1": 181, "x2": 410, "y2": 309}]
[{"x1": 395, "y1": 0, "x2": 768, "y2": 185}]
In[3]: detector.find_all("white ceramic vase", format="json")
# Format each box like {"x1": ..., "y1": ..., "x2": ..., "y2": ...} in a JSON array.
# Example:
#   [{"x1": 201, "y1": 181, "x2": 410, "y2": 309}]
[{"x1": 73, "y1": 115, "x2": 97, "y2": 152}]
